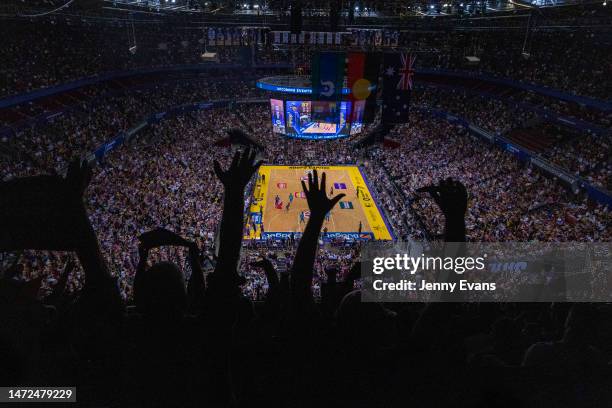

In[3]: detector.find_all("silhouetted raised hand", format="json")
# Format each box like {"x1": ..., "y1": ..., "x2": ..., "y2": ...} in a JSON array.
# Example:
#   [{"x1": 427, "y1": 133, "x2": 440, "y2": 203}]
[
  {"x1": 65, "y1": 158, "x2": 93, "y2": 200},
  {"x1": 426, "y1": 177, "x2": 467, "y2": 220},
  {"x1": 300, "y1": 169, "x2": 345, "y2": 218},
  {"x1": 214, "y1": 147, "x2": 263, "y2": 194},
  {"x1": 290, "y1": 170, "x2": 345, "y2": 304},
  {"x1": 138, "y1": 227, "x2": 191, "y2": 248},
  {"x1": 251, "y1": 257, "x2": 279, "y2": 292},
  {"x1": 419, "y1": 177, "x2": 467, "y2": 242},
  {"x1": 211, "y1": 147, "x2": 264, "y2": 296}
]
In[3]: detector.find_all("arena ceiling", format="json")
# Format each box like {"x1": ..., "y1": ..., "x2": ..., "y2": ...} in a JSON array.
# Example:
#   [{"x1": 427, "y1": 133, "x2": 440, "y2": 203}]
[
  {"x1": 99, "y1": 0, "x2": 601, "y2": 16},
  {"x1": 0, "y1": 0, "x2": 602, "y2": 18},
  {"x1": 1, "y1": 0, "x2": 608, "y2": 32}
]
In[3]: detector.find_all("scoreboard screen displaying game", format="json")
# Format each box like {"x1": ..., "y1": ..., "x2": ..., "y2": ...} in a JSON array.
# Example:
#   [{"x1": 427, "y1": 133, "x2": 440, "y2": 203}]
[{"x1": 269, "y1": 99, "x2": 363, "y2": 140}]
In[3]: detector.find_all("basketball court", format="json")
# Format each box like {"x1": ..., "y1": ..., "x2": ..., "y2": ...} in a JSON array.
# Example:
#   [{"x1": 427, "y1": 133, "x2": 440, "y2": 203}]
[{"x1": 244, "y1": 165, "x2": 393, "y2": 241}]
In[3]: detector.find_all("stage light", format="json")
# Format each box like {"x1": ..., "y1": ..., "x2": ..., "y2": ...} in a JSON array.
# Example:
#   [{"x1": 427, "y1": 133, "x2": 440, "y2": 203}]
[
  {"x1": 355, "y1": 6, "x2": 359, "y2": 11},
  {"x1": 430, "y1": 4, "x2": 435, "y2": 8},
  {"x1": 254, "y1": 4, "x2": 259, "y2": 8}
]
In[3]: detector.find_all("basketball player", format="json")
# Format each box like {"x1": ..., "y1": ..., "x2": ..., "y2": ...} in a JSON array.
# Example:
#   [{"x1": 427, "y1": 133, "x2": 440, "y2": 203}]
[
  {"x1": 325, "y1": 211, "x2": 331, "y2": 222},
  {"x1": 330, "y1": 186, "x2": 334, "y2": 196},
  {"x1": 289, "y1": 192, "x2": 294, "y2": 203},
  {"x1": 285, "y1": 201, "x2": 290, "y2": 212},
  {"x1": 299, "y1": 211, "x2": 306, "y2": 224},
  {"x1": 358, "y1": 221, "x2": 363, "y2": 234}
]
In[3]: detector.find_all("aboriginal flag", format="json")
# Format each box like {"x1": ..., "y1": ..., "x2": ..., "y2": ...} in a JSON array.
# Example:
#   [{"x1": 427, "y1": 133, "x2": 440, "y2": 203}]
[
  {"x1": 346, "y1": 52, "x2": 381, "y2": 124},
  {"x1": 347, "y1": 52, "x2": 367, "y2": 122}
]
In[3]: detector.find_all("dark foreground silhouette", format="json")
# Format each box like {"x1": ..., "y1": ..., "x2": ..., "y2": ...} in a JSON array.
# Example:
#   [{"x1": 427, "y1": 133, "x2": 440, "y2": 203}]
[{"x1": 1, "y1": 149, "x2": 611, "y2": 407}]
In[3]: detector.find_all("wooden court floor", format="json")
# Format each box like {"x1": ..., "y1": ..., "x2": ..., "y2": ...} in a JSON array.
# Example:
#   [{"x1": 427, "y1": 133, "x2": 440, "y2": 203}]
[{"x1": 245, "y1": 165, "x2": 392, "y2": 240}]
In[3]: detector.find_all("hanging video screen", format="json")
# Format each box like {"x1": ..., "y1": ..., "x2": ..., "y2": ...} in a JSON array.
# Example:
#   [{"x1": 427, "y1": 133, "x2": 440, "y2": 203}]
[
  {"x1": 270, "y1": 99, "x2": 286, "y2": 134},
  {"x1": 350, "y1": 100, "x2": 365, "y2": 135},
  {"x1": 282, "y1": 100, "x2": 359, "y2": 140}
]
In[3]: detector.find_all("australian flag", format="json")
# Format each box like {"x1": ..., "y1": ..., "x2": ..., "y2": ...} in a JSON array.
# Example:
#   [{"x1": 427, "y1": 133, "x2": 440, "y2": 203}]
[{"x1": 382, "y1": 53, "x2": 415, "y2": 124}]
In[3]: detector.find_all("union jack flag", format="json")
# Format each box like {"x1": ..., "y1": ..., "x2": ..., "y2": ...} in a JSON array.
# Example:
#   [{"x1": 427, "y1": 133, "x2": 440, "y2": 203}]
[{"x1": 396, "y1": 53, "x2": 416, "y2": 91}]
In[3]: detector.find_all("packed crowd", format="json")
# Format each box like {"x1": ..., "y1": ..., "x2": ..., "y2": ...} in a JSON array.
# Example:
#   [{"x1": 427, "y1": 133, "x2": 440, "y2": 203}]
[
  {"x1": 371, "y1": 111, "x2": 611, "y2": 242},
  {"x1": 410, "y1": 86, "x2": 611, "y2": 191},
  {"x1": 3, "y1": 17, "x2": 611, "y2": 100},
  {"x1": 3, "y1": 8, "x2": 612, "y2": 406},
  {"x1": 3, "y1": 94, "x2": 609, "y2": 300},
  {"x1": 0, "y1": 19, "x2": 253, "y2": 97},
  {"x1": 2, "y1": 130, "x2": 612, "y2": 408},
  {"x1": 0, "y1": 76, "x2": 266, "y2": 179},
  {"x1": 543, "y1": 133, "x2": 612, "y2": 191}
]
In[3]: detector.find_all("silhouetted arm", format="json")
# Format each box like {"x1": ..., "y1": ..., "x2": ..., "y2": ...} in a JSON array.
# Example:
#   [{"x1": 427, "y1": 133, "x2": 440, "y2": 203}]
[
  {"x1": 343, "y1": 261, "x2": 361, "y2": 293},
  {"x1": 290, "y1": 170, "x2": 345, "y2": 302},
  {"x1": 251, "y1": 257, "x2": 279, "y2": 293},
  {"x1": 212, "y1": 148, "x2": 263, "y2": 292},
  {"x1": 133, "y1": 243, "x2": 149, "y2": 303},
  {"x1": 186, "y1": 242, "x2": 206, "y2": 311},
  {"x1": 64, "y1": 160, "x2": 116, "y2": 289},
  {"x1": 426, "y1": 178, "x2": 467, "y2": 242},
  {"x1": 426, "y1": 178, "x2": 468, "y2": 301},
  {"x1": 45, "y1": 257, "x2": 74, "y2": 306}
]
